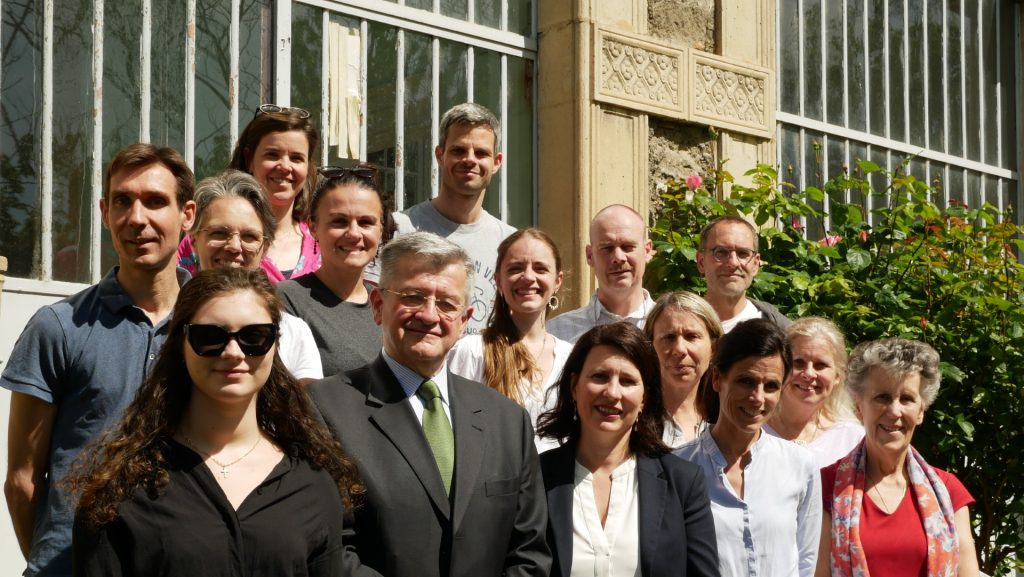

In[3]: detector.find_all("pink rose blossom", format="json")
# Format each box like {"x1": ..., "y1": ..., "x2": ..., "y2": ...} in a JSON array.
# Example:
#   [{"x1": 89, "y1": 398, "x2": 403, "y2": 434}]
[
  {"x1": 859, "y1": 230, "x2": 869, "y2": 243},
  {"x1": 686, "y1": 175, "x2": 703, "y2": 190},
  {"x1": 819, "y1": 235, "x2": 843, "y2": 247}
]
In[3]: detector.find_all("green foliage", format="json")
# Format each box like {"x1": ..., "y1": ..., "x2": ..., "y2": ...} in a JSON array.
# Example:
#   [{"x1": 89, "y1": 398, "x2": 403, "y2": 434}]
[{"x1": 648, "y1": 163, "x2": 1024, "y2": 575}]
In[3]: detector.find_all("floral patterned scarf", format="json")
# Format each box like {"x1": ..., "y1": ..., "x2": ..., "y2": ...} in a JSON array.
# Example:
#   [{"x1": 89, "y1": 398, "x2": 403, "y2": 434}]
[{"x1": 830, "y1": 440, "x2": 959, "y2": 577}]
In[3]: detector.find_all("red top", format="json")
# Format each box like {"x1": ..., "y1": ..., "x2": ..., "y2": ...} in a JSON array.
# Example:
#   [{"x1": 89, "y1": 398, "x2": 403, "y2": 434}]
[{"x1": 822, "y1": 460, "x2": 974, "y2": 577}]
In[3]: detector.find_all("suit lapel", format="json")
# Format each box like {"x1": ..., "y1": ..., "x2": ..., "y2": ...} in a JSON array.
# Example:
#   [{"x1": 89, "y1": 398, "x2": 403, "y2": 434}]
[
  {"x1": 546, "y1": 445, "x2": 576, "y2": 577},
  {"x1": 637, "y1": 456, "x2": 667, "y2": 577},
  {"x1": 365, "y1": 357, "x2": 451, "y2": 519},
  {"x1": 450, "y1": 373, "x2": 484, "y2": 531}
]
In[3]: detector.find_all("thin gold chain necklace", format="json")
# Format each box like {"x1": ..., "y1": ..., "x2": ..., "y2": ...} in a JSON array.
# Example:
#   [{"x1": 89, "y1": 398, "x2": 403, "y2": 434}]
[{"x1": 184, "y1": 434, "x2": 262, "y2": 479}]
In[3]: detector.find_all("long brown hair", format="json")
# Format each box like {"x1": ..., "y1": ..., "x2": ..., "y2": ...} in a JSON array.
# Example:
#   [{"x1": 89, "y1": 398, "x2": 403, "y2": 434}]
[
  {"x1": 481, "y1": 228, "x2": 562, "y2": 403},
  {"x1": 229, "y1": 109, "x2": 320, "y2": 222},
  {"x1": 536, "y1": 322, "x2": 669, "y2": 457},
  {"x1": 67, "y1": 268, "x2": 361, "y2": 528}
]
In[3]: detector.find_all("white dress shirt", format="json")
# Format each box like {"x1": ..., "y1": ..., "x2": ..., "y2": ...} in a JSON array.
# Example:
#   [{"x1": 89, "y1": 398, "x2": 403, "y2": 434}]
[
  {"x1": 381, "y1": 348, "x2": 453, "y2": 425},
  {"x1": 570, "y1": 458, "x2": 641, "y2": 577},
  {"x1": 547, "y1": 290, "x2": 656, "y2": 344},
  {"x1": 674, "y1": 429, "x2": 821, "y2": 577}
]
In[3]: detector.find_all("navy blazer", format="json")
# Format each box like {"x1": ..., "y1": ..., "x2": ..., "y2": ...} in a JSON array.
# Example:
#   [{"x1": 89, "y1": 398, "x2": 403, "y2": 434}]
[
  {"x1": 540, "y1": 443, "x2": 720, "y2": 577},
  {"x1": 309, "y1": 355, "x2": 551, "y2": 577}
]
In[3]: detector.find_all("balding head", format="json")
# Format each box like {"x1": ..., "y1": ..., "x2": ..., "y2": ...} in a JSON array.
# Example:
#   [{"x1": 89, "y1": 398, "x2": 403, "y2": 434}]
[{"x1": 586, "y1": 204, "x2": 653, "y2": 305}]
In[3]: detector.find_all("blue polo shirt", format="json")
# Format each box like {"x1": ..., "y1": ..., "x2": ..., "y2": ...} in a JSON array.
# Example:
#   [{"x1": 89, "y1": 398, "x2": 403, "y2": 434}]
[{"x1": 1, "y1": 267, "x2": 188, "y2": 577}]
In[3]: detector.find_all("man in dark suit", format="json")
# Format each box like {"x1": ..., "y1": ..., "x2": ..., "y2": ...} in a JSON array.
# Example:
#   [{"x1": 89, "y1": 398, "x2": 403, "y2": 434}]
[{"x1": 309, "y1": 231, "x2": 551, "y2": 577}]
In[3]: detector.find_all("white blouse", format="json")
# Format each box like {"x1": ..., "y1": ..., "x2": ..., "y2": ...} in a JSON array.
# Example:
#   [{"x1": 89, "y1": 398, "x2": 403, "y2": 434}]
[
  {"x1": 570, "y1": 458, "x2": 641, "y2": 577},
  {"x1": 447, "y1": 334, "x2": 573, "y2": 452}
]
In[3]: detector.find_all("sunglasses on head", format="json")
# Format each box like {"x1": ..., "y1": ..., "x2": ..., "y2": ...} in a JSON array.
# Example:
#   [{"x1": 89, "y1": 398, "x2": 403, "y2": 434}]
[
  {"x1": 318, "y1": 165, "x2": 377, "y2": 181},
  {"x1": 185, "y1": 323, "x2": 279, "y2": 357},
  {"x1": 254, "y1": 103, "x2": 311, "y2": 119}
]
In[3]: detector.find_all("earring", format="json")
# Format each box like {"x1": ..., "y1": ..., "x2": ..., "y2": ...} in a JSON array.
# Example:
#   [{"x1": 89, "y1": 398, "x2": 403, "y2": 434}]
[
  {"x1": 548, "y1": 295, "x2": 560, "y2": 311},
  {"x1": 572, "y1": 399, "x2": 578, "y2": 422}
]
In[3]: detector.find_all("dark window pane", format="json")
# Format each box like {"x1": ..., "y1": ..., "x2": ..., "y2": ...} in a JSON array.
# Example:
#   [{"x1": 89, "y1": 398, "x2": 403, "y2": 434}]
[
  {"x1": 778, "y1": 0, "x2": 800, "y2": 114},
  {"x1": 473, "y1": 48, "x2": 502, "y2": 218},
  {"x1": 779, "y1": 124, "x2": 801, "y2": 188},
  {"x1": 51, "y1": 1, "x2": 95, "y2": 282},
  {"x1": 926, "y1": 0, "x2": 943, "y2": 151},
  {"x1": 508, "y1": 0, "x2": 531, "y2": 36},
  {"x1": 366, "y1": 22, "x2": 398, "y2": 203},
  {"x1": 998, "y1": 1, "x2": 1016, "y2": 170},
  {"x1": 804, "y1": 130, "x2": 826, "y2": 239},
  {"x1": 238, "y1": 0, "x2": 267, "y2": 130},
  {"x1": 803, "y1": 0, "x2": 823, "y2": 121},
  {"x1": 945, "y1": 2, "x2": 963, "y2": 157},
  {"x1": 947, "y1": 167, "x2": 965, "y2": 208},
  {"x1": 476, "y1": 0, "x2": 500, "y2": 29},
  {"x1": 195, "y1": 0, "x2": 233, "y2": 180},
  {"x1": 290, "y1": 1, "x2": 323, "y2": 145},
  {"x1": 887, "y1": 0, "x2": 905, "y2": 142},
  {"x1": 407, "y1": 0, "x2": 432, "y2": 10},
  {"x1": 825, "y1": 0, "x2": 844, "y2": 126},
  {"x1": 0, "y1": 0, "x2": 42, "y2": 278},
  {"x1": 907, "y1": 0, "x2": 925, "y2": 147},
  {"x1": 441, "y1": 0, "x2": 468, "y2": 20},
  {"x1": 403, "y1": 31, "x2": 432, "y2": 209},
  {"x1": 506, "y1": 56, "x2": 534, "y2": 228},
  {"x1": 867, "y1": 0, "x2": 886, "y2": 136},
  {"x1": 440, "y1": 40, "x2": 468, "y2": 116},
  {"x1": 869, "y1": 147, "x2": 887, "y2": 223},
  {"x1": 849, "y1": 141, "x2": 867, "y2": 211},
  {"x1": 847, "y1": 0, "x2": 866, "y2": 132},
  {"x1": 151, "y1": 1, "x2": 186, "y2": 153},
  {"x1": 964, "y1": 2, "x2": 981, "y2": 161}
]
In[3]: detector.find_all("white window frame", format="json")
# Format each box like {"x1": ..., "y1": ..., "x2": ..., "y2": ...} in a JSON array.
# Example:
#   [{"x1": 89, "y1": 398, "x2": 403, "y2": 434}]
[
  {"x1": 275, "y1": 0, "x2": 538, "y2": 217},
  {"x1": 776, "y1": 0, "x2": 1022, "y2": 231}
]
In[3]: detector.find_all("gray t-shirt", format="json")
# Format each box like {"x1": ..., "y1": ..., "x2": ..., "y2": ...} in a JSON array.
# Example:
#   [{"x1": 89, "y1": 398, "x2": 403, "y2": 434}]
[
  {"x1": 0, "y1": 267, "x2": 185, "y2": 577},
  {"x1": 392, "y1": 200, "x2": 516, "y2": 335},
  {"x1": 277, "y1": 274, "x2": 381, "y2": 378}
]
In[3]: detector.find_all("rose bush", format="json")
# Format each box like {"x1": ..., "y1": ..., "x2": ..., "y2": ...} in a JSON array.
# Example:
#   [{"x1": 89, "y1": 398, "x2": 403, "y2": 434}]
[{"x1": 648, "y1": 161, "x2": 1024, "y2": 574}]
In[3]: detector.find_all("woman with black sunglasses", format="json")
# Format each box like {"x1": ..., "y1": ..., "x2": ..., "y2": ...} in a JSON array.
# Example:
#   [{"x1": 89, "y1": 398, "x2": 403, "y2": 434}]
[
  {"x1": 68, "y1": 268, "x2": 364, "y2": 576},
  {"x1": 277, "y1": 163, "x2": 397, "y2": 377}
]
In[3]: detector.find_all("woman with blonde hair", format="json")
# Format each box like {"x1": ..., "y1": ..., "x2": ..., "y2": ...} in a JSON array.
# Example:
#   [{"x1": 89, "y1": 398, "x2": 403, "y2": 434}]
[
  {"x1": 766, "y1": 316, "x2": 863, "y2": 467},
  {"x1": 644, "y1": 291, "x2": 723, "y2": 448},
  {"x1": 448, "y1": 228, "x2": 572, "y2": 450}
]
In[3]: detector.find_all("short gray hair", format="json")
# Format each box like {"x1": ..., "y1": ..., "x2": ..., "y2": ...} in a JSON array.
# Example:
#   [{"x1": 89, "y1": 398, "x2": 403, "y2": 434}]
[
  {"x1": 845, "y1": 338, "x2": 942, "y2": 409},
  {"x1": 438, "y1": 103, "x2": 500, "y2": 152},
  {"x1": 699, "y1": 216, "x2": 759, "y2": 252},
  {"x1": 378, "y1": 232, "x2": 476, "y2": 304},
  {"x1": 189, "y1": 170, "x2": 276, "y2": 246}
]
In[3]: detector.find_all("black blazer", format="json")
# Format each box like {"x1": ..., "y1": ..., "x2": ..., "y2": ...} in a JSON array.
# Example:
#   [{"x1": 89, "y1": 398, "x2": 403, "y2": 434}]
[
  {"x1": 309, "y1": 355, "x2": 551, "y2": 577},
  {"x1": 540, "y1": 443, "x2": 720, "y2": 577}
]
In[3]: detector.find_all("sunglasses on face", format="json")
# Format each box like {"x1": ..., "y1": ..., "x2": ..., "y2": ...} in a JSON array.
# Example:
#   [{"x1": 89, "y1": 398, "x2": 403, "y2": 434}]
[
  {"x1": 185, "y1": 323, "x2": 279, "y2": 357},
  {"x1": 254, "y1": 103, "x2": 311, "y2": 119}
]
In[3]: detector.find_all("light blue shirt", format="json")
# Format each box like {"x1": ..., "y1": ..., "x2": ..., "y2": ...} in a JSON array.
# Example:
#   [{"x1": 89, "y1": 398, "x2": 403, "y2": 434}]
[
  {"x1": 546, "y1": 290, "x2": 656, "y2": 344},
  {"x1": 381, "y1": 348, "x2": 453, "y2": 425},
  {"x1": 674, "y1": 429, "x2": 821, "y2": 577}
]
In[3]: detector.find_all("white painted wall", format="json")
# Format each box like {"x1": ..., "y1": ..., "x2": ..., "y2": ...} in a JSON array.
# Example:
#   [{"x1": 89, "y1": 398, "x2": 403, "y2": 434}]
[{"x1": 1, "y1": 285, "x2": 75, "y2": 577}]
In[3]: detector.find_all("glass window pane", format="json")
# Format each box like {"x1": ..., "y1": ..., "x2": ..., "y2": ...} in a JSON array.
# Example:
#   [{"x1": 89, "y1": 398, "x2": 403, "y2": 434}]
[
  {"x1": 195, "y1": 0, "x2": 233, "y2": 180},
  {"x1": 849, "y1": 141, "x2": 867, "y2": 211},
  {"x1": 907, "y1": 0, "x2": 925, "y2": 147},
  {"x1": 506, "y1": 56, "x2": 533, "y2": 228},
  {"x1": 1, "y1": 0, "x2": 42, "y2": 278},
  {"x1": 945, "y1": 2, "x2": 963, "y2": 157},
  {"x1": 403, "y1": 31, "x2": 432, "y2": 209},
  {"x1": 825, "y1": 0, "x2": 844, "y2": 126},
  {"x1": 887, "y1": 0, "x2": 905, "y2": 142},
  {"x1": 473, "y1": 48, "x2": 502, "y2": 218},
  {"x1": 151, "y1": 1, "x2": 187, "y2": 153},
  {"x1": 779, "y1": 124, "x2": 801, "y2": 188},
  {"x1": 803, "y1": 130, "x2": 826, "y2": 239},
  {"x1": 509, "y1": 0, "x2": 532, "y2": 37},
  {"x1": 928, "y1": 161, "x2": 945, "y2": 205},
  {"x1": 440, "y1": 40, "x2": 468, "y2": 115},
  {"x1": 926, "y1": 0, "x2": 943, "y2": 152},
  {"x1": 778, "y1": 0, "x2": 800, "y2": 114},
  {"x1": 826, "y1": 137, "x2": 846, "y2": 221},
  {"x1": 998, "y1": 2, "x2": 1016, "y2": 171},
  {"x1": 966, "y1": 170, "x2": 981, "y2": 212},
  {"x1": 869, "y1": 147, "x2": 887, "y2": 221},
  {"x1": 51, "y1": 2, "x2": 95, "y2": 283},
  {"x1": 867, "y1": 0, "x2": 886, "y2": 136},
  {"x1": 846, "y1": 1, "x2": 866, "y2": 132},
  {"x1": 802, "y1": 0, "x2": 822, "y2": 121},
  {"x1": 290, "y1": 2, "x2": 324, "y2": 140},
  {"x1": 963, "y1": 3, "x2": 981, "y2": 161},
  {"x1": 238, "y1": 0, "x2": 266, "y2": 128},
  {"x1": 442, "y1": 0, "x2": 468, "y2": 21},
  {"x1": 407, "y1": 0, "x2": 432, "y2": 11},
  {"x1": 947, "y1": 166, "x2": 965, "y2": 208},
  {"x1": 101, "y1": 0, "x2": 144, "y2": 273},
  {"x1": 366, "y1": 22, "x2": 398, "y2": 203},
  {"x1": 476, "y1": 0, "x2": 500, "y2": 29}
]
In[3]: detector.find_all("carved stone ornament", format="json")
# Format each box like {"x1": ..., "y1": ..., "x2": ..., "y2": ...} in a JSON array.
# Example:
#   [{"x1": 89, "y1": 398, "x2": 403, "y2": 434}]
[
  {"x1": 594, "y1": 27, "x2": 687, "y2": 119},
  {"x1": 689, "y1": 51, "x2": 773, "y2": 138}
]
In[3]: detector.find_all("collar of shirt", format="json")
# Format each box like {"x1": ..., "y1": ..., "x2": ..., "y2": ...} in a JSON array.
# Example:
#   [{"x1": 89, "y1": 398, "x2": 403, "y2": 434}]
[
  {"x1": 99, "y1": 266, "x2": 192, "y2": 323},
  {"x1": 381, "y1": 348, "x2": 453, "y2": 425},
  {"x1": 700, "y1": 427, "x2": 768, "y2": 470},
  {"x1": 588, "y1": 289, "x2": 656, "y2": 324}
]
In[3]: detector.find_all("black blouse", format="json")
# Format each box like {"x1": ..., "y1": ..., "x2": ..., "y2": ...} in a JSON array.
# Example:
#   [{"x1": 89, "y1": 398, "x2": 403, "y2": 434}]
[{"x1": 72, "y1": 439, "x2": 354, "y2": 577}]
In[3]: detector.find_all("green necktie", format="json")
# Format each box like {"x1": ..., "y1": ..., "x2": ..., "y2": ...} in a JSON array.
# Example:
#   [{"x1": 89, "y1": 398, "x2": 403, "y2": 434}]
[{"x1": 417, "y1": 379, "x2": 454, "y2": 494}]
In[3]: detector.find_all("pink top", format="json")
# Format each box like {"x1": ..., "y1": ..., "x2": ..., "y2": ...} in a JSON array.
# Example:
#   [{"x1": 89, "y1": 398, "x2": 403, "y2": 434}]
[{"x1": 177, "y1": 221, "x2": 320, "y2": 284}]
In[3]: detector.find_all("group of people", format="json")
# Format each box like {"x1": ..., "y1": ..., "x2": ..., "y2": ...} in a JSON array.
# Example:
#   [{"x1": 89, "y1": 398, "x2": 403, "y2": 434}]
[{"x1": 1, "y1": 101, "x2": 979, "y2": 577}]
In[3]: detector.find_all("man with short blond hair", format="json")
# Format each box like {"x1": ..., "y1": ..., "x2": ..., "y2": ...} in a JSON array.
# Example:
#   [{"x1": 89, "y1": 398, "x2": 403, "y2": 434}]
[
  {"x1": 546, "y1": 204, "x2": 656, "y2": 343},
  {"x1": 3, "y1": 144, "x2": 196, "y2": 577},
  {"x1": 697, "y1": 216, "x2": 791, "y2": 332}
]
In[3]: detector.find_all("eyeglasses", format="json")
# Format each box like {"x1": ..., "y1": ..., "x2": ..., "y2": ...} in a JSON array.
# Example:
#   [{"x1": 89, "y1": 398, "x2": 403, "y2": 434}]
[
  {"x1": 380, "y1": 288, "x2": 465, "y2": 321},
  {"x1": 318, "y1": 166, "x2": 377, "y2": 181},
  {"x1": 200, "y1": 227, "x2": 265, "y2": 252},
  {"x1": 255, "y1": 103, "x2": 311, "y2": 119},
  {"x1": 185, "y1": 323, "x2": 279, "y2": 357},
  {"x1": 706, "y1": 246, "x2": 758, "y2": 264}
]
